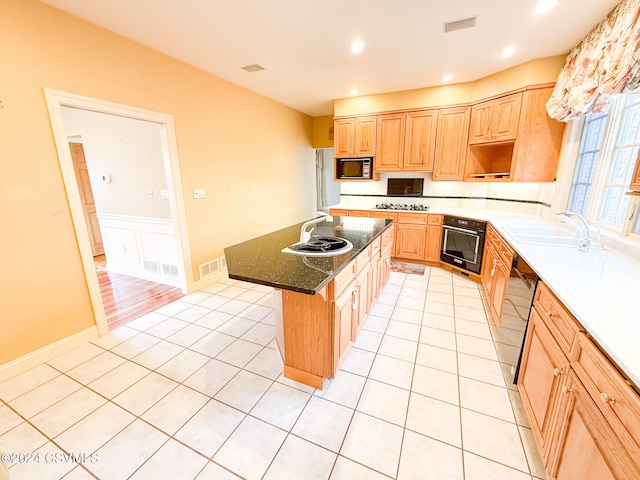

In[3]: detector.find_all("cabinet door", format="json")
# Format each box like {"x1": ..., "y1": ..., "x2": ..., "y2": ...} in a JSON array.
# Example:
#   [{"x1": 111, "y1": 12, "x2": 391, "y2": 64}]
[
  {"x1": 489, "y1": 259, "x2": 509, "y2": 327},
  {"x1": 491, "y1": 93, "x2": 522, "y2": 142},
  {"x1": 550, "y1": 371, "x2": 638, "y2": 480},
  {"x1": 404, "y1": 110, "x2": 438, "y2": 171},
  {"x1": 433, "y1": 107, "x2": 470, "y2": 181},
  {"x1": 630, "y1": 151, "x2": 640, "y2": 191},
  {"x1": 518, "y1": 308, "x2": 569, "y2": 463},
  {"x1": 375, "y1": 113, "x2": 405, "y2": 172},
  {"x1": 333, "y1": 281, "x2": 356, "y2": 370},
  {"x1": 482, "y1": 244, "x2": 498, "y2": 300},
  {"x1": 469, "y1": 102, "x2": 493, "y2": 144},
  {"x1": 354, "y1": 116, "x2": 376, "y2": 156},
  {"x1": 334, "y1": 118, "x2": 354, "y2": 158},
  {"x1": 368, "y1": 251, "x2": 380, "y2": 310},
  {"x1": 425, "y1": 225, "x2": 442, "y2": 262},
  {"x1": 395, "y1": 224, "x2": 427, "y2": 260},
  {"x1": 512, "y1": 86, "x2": 565, "y2": 182},
  {"x1": 355, "y1": 266, "x2": 370, "y2": 334}
]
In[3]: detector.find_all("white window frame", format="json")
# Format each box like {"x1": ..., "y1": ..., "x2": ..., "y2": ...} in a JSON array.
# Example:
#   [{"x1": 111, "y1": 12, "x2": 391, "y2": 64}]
[{"x1": 558, "y1": 94, "x2": 640, "y2": 242}]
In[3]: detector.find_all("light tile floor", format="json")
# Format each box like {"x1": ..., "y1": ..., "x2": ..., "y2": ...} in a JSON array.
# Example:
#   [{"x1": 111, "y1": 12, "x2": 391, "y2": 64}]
[{"x1": 0, "y1": 267, "x2": 545, "y2": 479}]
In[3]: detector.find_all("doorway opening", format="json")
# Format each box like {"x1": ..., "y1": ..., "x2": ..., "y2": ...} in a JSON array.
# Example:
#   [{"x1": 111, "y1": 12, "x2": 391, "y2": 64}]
[{"x1": 45, "y1": 89, "x2": 194, "y2": 335}]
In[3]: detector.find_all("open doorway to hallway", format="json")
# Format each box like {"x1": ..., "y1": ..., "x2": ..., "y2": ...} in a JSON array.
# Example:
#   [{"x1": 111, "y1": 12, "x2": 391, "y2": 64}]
[
  {"x1": 61, "y1": 107, "x2": 188, "y2": 330},
  {"x1": 45, "y1": 89, "x2": 193, "y2": 336}
]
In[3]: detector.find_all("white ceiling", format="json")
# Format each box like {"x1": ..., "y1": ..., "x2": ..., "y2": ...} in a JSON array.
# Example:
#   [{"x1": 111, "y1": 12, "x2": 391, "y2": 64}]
[{"x1": 41, "y1": 0, "x2": 619, "y2": 117}]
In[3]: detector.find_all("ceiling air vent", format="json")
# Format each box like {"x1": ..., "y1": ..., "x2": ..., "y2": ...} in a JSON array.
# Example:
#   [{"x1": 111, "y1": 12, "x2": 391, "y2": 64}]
[
  {"x1": 443, "y1": 16, "x2": 477, "y2": 33},
  {"x1": 241, "y1": 64, "x2": 265, "y2": 73}
]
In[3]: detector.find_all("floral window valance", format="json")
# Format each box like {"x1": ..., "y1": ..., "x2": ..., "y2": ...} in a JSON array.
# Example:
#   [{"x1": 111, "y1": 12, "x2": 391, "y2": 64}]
[{"x1": 547, "y1": 0, "x2": 640, "y2": 122}]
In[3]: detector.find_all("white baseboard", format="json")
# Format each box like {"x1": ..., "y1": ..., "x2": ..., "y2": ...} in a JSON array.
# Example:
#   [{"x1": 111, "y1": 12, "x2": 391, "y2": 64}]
[
  {"x1": 192, "y1": 268, "x2": 230, "y2": 291},
  {"x1": 0, "y1": 327, "x2": 99, "y2": 383}
]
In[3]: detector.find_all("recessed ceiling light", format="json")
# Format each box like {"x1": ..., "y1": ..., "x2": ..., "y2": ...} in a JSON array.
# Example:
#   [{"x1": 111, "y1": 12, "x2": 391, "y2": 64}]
[
  {"x1": 535, "y1": 0, "x2": 557, "y2": 14},
  {"x1": 349, "y1": 88, "x2": 359, "y2": 96},
  {"x1": 350, "y1": 40, "x2": 364, "y2": 54},
  {"x1": 442, "y1": 75, "x2": 454, "y2": 83},
  {"x1": 501, "y1": 47, "x2": 516, "y2": 58}
]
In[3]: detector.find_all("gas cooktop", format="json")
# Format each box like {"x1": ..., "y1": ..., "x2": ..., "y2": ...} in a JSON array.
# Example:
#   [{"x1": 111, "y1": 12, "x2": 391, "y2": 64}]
[{"x1": 375, "y1": 203, "x2": 429, "y2": 211}]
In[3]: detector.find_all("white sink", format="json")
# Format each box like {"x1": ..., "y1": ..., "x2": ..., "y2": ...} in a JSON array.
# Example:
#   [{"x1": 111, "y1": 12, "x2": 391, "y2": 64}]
[{"x1": 503, "y1": 225, "x2": 604, "y2": 249}]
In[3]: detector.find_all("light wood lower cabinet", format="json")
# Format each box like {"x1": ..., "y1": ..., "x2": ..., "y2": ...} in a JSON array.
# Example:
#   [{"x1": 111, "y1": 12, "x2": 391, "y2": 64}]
[
  {"x1": 481, "y1": 224, "x2": 513, "y2": 327},
  {"x1": 518, "y1": 307, "x2": 569, "y2": 463},
  {"x1": 395, "y1": 223, "x2": 426, "y2": 260},
  {"x1": 333, "y1": 278, "x2": 358, "y2": 371},
  {"x1": 518, "y1": 281, "x2": 640, "y2": 480},
  {"x1": 279, "y1": 226, "x2": 394, "y2": 389}
]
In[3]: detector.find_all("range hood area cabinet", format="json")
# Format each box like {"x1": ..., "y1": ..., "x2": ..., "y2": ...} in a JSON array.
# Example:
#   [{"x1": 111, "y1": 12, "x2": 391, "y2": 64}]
[
  {"x1": 464, "y1": 85, "x2": 566, "y2": 182},
  {"x1": 374, "y1": 109, "x2": 439, "y2": 173},
  {"x1": 468, "y1": 92, "x2": 522, "y2": 144},
  {"x1": 333, "y1": 116, "x2": 376, "y2": 158}
]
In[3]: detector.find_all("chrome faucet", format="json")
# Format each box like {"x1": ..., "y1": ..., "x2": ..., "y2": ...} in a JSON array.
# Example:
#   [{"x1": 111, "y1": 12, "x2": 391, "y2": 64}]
[
  {"x1": 556, "y1": 210, "x2": 590, "y2": 251},
  {"x1": 300, "y1": 215, "x2": 333, "y2": 243}
]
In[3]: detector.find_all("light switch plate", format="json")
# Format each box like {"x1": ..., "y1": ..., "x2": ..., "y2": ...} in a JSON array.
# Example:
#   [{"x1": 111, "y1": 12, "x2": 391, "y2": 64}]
[{"x1": 193, "y1": 188, "x2": 206, "y2": 199}]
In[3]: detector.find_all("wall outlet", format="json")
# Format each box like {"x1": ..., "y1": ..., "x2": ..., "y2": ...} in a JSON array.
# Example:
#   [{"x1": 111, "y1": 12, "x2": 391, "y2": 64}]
[
  {"x1": 193, "y1": 188, "x2": 206, "y2": 199},
  {"x1": 160, "y1": 189, "x2": 169, "y2": 199}
]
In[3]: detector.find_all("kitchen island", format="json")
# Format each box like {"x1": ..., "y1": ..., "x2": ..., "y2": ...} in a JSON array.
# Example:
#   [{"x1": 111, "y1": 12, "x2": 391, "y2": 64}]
[{"x1": 224, "y1": 216, "x2": 394, "y2": 388}]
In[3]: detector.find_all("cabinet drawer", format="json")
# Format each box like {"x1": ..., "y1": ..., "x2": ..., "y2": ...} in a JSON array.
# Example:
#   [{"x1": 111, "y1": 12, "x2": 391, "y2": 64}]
[
  {"x1": 348, "y1": 210, "x2": 371, "y2": 217},
  {"x1": 355, "y1": 246, "x2": 371, "y2": 274},
  {"x1": 329, "y1": 209, "x2": 349, "y2": 216},
  {"x1": 534, "y1": 282, "x2": 583, "y2": 355},
  {"x1": 381, "y1": 225, "x2": 395, "y2": 251},
  {"x1": 333, "y1": 263, "x2": 355, "y2": 296},
  {"x1": 572, "y1": 333, "x2": 640, "y2": 462},
  {"x1": 427, "y1": 214, "x2": 443, "y2": 226},
  {"x1": 370, "y1": 211, "x2": 398, "y2": 221},
  {"x1": 397, "y1": 212, "x2": 428, "y2": 224},
  {"x1": 370, "y1": 235, "x2": 382, "y2": 257}
]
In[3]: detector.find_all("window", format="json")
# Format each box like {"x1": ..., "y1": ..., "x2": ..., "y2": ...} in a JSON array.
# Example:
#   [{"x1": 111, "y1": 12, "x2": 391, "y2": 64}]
[{"x1": 566, "y1": 93, "x2": 640, "y2": 238}]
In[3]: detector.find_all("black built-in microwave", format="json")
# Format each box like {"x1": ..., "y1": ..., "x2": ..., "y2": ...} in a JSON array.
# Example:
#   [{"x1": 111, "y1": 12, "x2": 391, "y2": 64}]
[{"x1": 337, "y1": 158, "x2": 372, "y2": 180}]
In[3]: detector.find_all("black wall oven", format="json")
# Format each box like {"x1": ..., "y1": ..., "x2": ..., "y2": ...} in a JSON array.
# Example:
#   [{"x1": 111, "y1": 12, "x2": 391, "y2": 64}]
[{"x1": 440, "y1": 216, "x2": 486, "y2": 274}]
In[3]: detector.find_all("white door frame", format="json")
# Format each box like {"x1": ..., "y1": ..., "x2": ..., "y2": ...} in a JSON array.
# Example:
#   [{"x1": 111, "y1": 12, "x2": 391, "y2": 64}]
[{"x1": 44, "y1": 89, "x2": 194, "y2": 335}]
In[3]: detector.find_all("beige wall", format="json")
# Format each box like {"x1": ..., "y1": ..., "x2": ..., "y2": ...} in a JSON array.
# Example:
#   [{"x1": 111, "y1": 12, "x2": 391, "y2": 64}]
[
  {"x1": 312, "y1": 116, "x2": 334, "y2": 148},
  {"x1": 334, "y1": 56, "x2": 567, "y2": 116},
  {"x1": 0, "y1": 0, "x2": 315, "y2": 365},
  {"x1": 63, "y1": 108, "x2": 171, "y2": 219}
]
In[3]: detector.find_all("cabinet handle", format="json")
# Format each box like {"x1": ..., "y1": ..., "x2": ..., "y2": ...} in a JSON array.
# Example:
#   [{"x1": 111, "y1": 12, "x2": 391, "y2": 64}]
[
  {"x1": 600, "y1": 392, "x2": 616, "y2": 404},
  {"x1": 547, "y1": 310, "x2": 556, "y2": 318},
  {"x1": 352, "y1": 286, "x2": 359, "y2": 310},
  {"x1": 553, "y1": 368, "x2": 560, "y2": 377},
  {"x1": 562, "y1": 385, "x2": 572, "y2": 394},
  {"x1": 490, "y1": 259, "x2": 497, "y2": 277}
]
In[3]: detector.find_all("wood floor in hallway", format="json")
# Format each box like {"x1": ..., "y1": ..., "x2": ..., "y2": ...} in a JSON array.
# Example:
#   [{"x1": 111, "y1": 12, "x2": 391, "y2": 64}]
[{"x1": 95, "y1": 256, "x2": 184, "y2": 330}]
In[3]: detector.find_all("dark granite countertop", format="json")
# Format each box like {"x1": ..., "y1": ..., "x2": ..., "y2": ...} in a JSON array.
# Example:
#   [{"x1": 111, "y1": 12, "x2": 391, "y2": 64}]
[{"x1": 224, "y1": 216, "x2": 393, "y2": 295}]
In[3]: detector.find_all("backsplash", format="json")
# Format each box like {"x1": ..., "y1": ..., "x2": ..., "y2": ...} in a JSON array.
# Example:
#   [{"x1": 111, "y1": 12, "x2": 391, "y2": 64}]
[{"x1": 338, "y1": 173, "x2": 556, "y2": 216}]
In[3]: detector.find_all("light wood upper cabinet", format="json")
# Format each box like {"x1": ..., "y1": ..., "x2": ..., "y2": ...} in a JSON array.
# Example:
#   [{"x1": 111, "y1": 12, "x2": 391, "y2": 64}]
[
  {"x1": 334, "y1": 116, "x2": 376, "y2": 158},
  {"x1": 465, "y1": 85, "x2": 565, "y2": 182},
  {"x1": 511, "y1": 86, "x2": 566, "y2": 182},
  {"x1": 334, "y1": 118, "x2": 355, "y2": 157},
  {"x1": 374, "y1": 109, "x2": 438, "y2": 173},
  {"x1": 630, "y1": 151, "x2": 640, "y2": 192},
  {"x1": 433, "y1": 106, "x2": 470, "y2": 181},
  {"x1": 375, "y1": 113, "x2": 406, "y2": 172},
  {"x1": 469, "y1": 93, "x2": 522, "y2": 144},
  {"x1": 405, "y1": 110, "x2": 438, "y2": 171}
]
